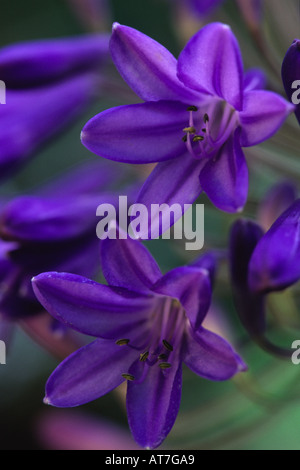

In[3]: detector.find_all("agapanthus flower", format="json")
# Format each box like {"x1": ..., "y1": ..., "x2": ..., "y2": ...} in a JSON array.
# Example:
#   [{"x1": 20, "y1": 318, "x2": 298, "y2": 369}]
[
  {"x1": 230, "y1": 183, "x2": 299, "y2": 356},
  {"x1": 81, "y1": 22, "x2": 293, "y2": 237},
  {"x1": 0, "y1": 160, "x2": 120, "y2": 320},
  {"x1": 282, "y1": 39, "x2": 300, "y2": 124},
  {"x1": 32, "y1": 231, "x2": 246, "y2": 449},
  {"x1": 181, "y1": 0, "x2": 224, "y2": 17},
  {"x1": 0, "y1": 34, "x2": 109, "y2": 178}
]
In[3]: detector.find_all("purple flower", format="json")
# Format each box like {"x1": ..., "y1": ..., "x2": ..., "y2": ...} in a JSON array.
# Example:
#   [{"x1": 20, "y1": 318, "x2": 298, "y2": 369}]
[
  {"x1": 249, "y1": 199, "x2": 300, "y2": 294},
  {"x1": 282, "y1": 39, "x2": 300, "y2": 124},
  {"x1": 185, "y1": 0, "x2": 224, "y2": 16},
  {"x1": 81, "y1": 22, "x2": 293, "y2": 231},
  {"x1": 0, "y1": 34, "x2": 109, "y2": 178},
  {"x1": 0, "y1": 161, "x2": 120, "y2": 320},
  {"x1": 32, "y1": 233, "x2": 246, "y2": 449},
  {"x1": 230, "y1": 189, "x2": 299, "y2": 357}
]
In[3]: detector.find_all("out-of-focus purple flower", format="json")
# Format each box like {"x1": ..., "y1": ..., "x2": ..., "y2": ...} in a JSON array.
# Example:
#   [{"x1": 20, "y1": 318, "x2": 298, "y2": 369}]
[
  {"x1": 81, "y1": 22, "x2": 293, "y2": 234},
  {"x1": 37, "y1": 409, "x2": 139, "y2": 450},
  {"x1": 66, "y1": 0, "x2": 111, "y2": 32},
  {"x1": 230, "y1": 189, "x2": 300, "y2": 357},
  {"x1": 249, "y1": 200, "x2": 300, "y2": 294},
  {"x1": 32, "y1": 233, "x2": 246, "y2": 449},
  {"x1": 0, "y1": 35, "x2": 110, "y2": 178},
  {"x1": 186, "y1": 0, "x2": 224, "y2": 17},
  {"x1": 257, "y1": 181, "x2": 297, "y2": 232},
  {"x1": 282, "y1": 39, "x2": 300, "y2": 124},
  {"x1": 0, "y1": 161, "x2": 119, "y2": 321},
  {"x1": 230, "y1": 219, "x2": 266, "y2": 337}
]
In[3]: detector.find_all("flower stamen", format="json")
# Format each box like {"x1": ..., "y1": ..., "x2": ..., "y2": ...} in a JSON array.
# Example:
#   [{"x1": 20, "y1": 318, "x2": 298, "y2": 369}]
[
  {"x1": 139, "y1": 351, "x2": 149, "y2": 362},
  {"x1": 162, "y1": 339, "x2": 173, "y2": 351},
  {"x1": 115, "y1": 339, "x2": 130, "y2": 346},
  {"x1": 159, "y1": 362, "x2": 172, "y2": 369},
  {"x1": 122, "y1": 373, "x2": 135, "y2": 381}
]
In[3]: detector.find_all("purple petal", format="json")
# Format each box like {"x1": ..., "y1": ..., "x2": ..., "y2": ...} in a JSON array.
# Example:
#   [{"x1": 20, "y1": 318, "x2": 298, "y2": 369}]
[
  {"x1": 152, "y1": 266, "x2": 211, "y2": 331},
  {"x1": 0, "y1": 34, "x2": 109, "y2": 87},
  {"x1": 184, "y1": 327, "x2": 246, "y2": 381},
  {"x1": 239, "y1": 90, "x2": 295, "y2": 147},
  {"x1": 0, "y1": 195, "x2": 108, "y2": 242},
  {"x1": 81, "y1": 100, "x2": 188, "y2": 164},
  {"x1": 32, "y1": 272, "x2": 154, "y2": 339},
  {"x1": 127, "y1": 358, "x2": 182, "y2": 449},
  {"x1": 229, "y1": 219, "x2": 266, "y2": 336},
  {"x1": 187, "y1": 0, "x2": 224, "y2": 16},
  {"x1": 282, "y1": 39, "x2": 300, "y2": 124},
  {"x1": 101, "y1": 235, "x2": 161, "y2": 294},
  {"x1": 190, "y1": 251, "x2": 219, "y2": 286},
  {"x1": 45, "y1": 339, "x2": 138, "y2": 407},
  {"x1": 248, "y1": 200, "x2": 300, "y2": 293},
  {"x1": 200, "y1": 129, "x2": 248, "y2": 213},
  {"x1": 110, "y1": 23, "x2": 200, "y2": 103},
  {"x1": 136, "y1": 154, "x2": 203, "y2": 239},
  {"x1": 177, "y1": 22, "x2": 244, "y2": 110},
  {"x1": 0, "y1": 73, "x2": 100, "y2": 178},
  {"x1": 244, "y1": 68, "x2": 266, "y2": 92}
]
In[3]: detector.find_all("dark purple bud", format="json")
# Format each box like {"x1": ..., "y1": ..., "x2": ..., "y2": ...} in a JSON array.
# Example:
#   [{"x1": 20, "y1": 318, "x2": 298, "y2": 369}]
[
  {"x1": 282, "y1": 39, "x2": 300, "y2": 124},
  {"x1": 249, "y1": 200, "x2": 300, "y2": 294},
  {"x1": 229, "y1": 219, "x2": 266, "y2": 336}
]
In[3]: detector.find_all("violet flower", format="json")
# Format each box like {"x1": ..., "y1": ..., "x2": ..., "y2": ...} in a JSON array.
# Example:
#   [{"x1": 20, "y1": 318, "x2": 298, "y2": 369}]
[
  {"x1": 230, "y1": 186, "x2": 299, "y2": 356},
  {"x1": 186, "y1": 0, "x2": 224, "y2": 17},
  {"x1": 0, "y1": 34, "x2": 109, "y2": 178},
  {"x1": 32, "y1": 233, "x2": 246, "y2": 449},
  {"x1": 282, "y1": 39, "x2": 300, "y2": 124},
  {"x1": 0, "y1": 161, "x2": 119, "y2": 320},
  {"x1": 81, "y1": 22, "x2": 293, "y2": 233}
]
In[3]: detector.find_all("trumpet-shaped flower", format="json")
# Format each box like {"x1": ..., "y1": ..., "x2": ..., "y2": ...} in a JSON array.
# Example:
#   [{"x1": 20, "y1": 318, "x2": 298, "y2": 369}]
[
  {"x1": 81, "y1": 22, "x2": 293, "y2": 235},
  {"x1": 32, "y1": 232, "x2": 246, "y2": 449}
]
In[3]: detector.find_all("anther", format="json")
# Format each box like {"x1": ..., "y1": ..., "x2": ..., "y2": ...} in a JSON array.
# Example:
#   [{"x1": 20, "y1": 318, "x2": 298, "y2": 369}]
[
  {"x1": 159, "y1": 362, "x2": 172, "y2": 369},
  {"x1": 182, "y1": 135, "x2": 187, "y2": 142},
  {"x1": 139, "y1": 351, "x2": 149, "y2": 362},
  {"x1": 187, "y1": 105, "x2": 198, "y2": 112},
  {"x1": 172, "y1": 299, "x2": 181, "y2": 308},
  {"x1": 122, "y1": 373, "x2": 135, "y2": 381},
  {"x1": 183, "y1": 126, "x2": 196, "y2": 134},
  {"x1": 158, "y1": 354, "x2": 167, "y2": 360},
  {"x1": 204, "y1": 113, "x2": 209, "y2": 123},
  {"x1": 116, "y1": 339, "x2": 130, "y2": 346},
  {"x1": 163, "y1": 339, "x2": 173, "y2": 351},
  {"x1": 193, "y1": 135, "x2": 204, "y2": 142}
]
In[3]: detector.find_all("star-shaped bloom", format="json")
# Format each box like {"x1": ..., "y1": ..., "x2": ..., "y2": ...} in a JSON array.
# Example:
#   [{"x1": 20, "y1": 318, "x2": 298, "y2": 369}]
[
  {"x1": 81, "y1": 22, "x2": 293, "y2": 237},
  {"x1": 32, "y1": 232, "x2": 246, "y2": 449},
  {"x1": 0, "y1": 34, "x2": 109, "y2": 178}
]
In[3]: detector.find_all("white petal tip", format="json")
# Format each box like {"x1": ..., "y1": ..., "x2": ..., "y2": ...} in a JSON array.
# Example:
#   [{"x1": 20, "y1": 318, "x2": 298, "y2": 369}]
[
  {"x1": 112, "y1": 22, "x2": 121, "y2": 32},
  {"x1": 43, "y1": 396, "x2": 51, "y2": 406}
]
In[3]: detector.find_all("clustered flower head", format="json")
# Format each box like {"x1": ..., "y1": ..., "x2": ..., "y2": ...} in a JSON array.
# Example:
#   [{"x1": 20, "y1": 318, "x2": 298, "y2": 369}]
[{"x1": 0, "y1": 3, "x2": 299, "y2": 450}]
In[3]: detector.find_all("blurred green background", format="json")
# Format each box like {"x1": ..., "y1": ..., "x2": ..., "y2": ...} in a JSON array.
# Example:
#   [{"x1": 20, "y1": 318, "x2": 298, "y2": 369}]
[{"x1": 0, "y1": 0, "x2": 300, "y2": 450}]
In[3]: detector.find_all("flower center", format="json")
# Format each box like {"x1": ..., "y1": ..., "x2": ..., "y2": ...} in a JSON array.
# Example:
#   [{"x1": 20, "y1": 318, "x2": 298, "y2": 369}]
[
  {"x1": 117, "y1": 298, "x2": 186, "y2": 382},
  {"x1": 182, "y1": 101, "x2": 238, "y2": 160}
]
